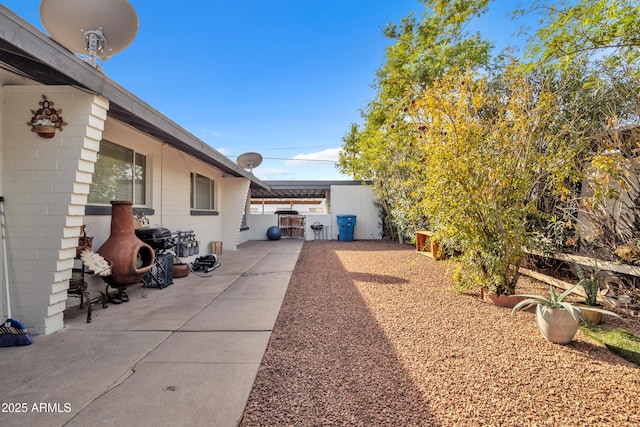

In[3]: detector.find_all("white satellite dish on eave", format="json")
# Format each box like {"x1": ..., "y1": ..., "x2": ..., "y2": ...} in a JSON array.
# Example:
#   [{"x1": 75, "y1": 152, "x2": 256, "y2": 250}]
[
  {"x1": 237, "y1": 152, "x2": 263, "y2": 172},
  {"x1": 40, "y1": 0, "x2": 139, "y2": 68}
]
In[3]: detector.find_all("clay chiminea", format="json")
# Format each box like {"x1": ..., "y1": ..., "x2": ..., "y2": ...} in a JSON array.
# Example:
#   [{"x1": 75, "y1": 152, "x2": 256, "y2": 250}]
[{"x1": 97, "y1": 201, "x2": 155, "y2": 289}]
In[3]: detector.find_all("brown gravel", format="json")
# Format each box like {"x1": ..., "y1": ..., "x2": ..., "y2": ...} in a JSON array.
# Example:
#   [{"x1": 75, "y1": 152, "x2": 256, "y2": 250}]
[{"x1": 241, "y1": 240, "x2": 640, "y2": 426}]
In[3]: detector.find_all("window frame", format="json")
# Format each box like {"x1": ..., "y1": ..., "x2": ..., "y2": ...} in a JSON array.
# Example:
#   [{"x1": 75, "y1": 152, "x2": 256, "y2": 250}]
[
  {"x1": 190, "y1": 172, "x2": 218, "y2": 215},
  {"x1": 86, "y1": 140, "x2": 150, "y2": 213}
]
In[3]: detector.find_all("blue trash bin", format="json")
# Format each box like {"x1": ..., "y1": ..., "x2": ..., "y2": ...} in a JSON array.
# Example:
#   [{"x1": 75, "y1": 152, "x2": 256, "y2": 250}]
[{"x1": 337, "y1": 215, "x2": 356, "y2": 241}]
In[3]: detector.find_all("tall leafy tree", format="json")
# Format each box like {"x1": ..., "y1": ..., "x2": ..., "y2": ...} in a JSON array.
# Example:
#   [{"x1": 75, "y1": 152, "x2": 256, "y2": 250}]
[
  {"x1": 339, "y1": 0, "x2": 640, "y2": 294},
  {"x1": 523, "y1": 0, "x2": 640, "y2": 70},
  {"x1": 406, "y1": 66, "x2": 582, "y2": 294},
  {"x1": 339, "y1": 0, "x2": 494, "y2": 239},
  {"x1": 521, "y1": 0, "x2": 640, "y2": 258}
]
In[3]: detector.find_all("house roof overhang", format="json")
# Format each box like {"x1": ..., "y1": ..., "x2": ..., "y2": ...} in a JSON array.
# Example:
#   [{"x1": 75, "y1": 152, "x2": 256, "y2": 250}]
[
  {"x1": 251, "y1": 180, "x2": 368, "y2": 199},
  {"x1": 0, "y1": 5, "x2": 270, "y2": 191}
]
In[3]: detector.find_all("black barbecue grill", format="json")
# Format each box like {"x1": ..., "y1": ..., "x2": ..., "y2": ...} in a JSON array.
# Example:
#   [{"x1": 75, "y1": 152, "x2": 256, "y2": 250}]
[{"x1": 135, "y1": 227, "x2": 176, "y2": 252}]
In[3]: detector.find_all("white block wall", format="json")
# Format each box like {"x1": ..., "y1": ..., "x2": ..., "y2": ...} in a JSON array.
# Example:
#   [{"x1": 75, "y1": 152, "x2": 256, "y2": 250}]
[
  {"x1": 221, "y1": 177, "x2": 250, "y2": 250},
  {"x1": 248, "y1": 214, "x2": 280, "y2": 241},
  {"x1": 330, "y1": 184, "x2": 382, "y2": 240},
  {"x1": 1, "y1": 86, "x2": 108, "y2": 335},
  {"x1": 1, "y1": 86, "x2": 254, "y2": 335},
  {"x1": 87, "y1": 119, "x2": 227, "y2": 244},
  {"x1": 247, "y1": 184, "x2": 381, "y2": 241},
  {"x1": 79, "y1": 120, "x2": 248, "y2": 293}
]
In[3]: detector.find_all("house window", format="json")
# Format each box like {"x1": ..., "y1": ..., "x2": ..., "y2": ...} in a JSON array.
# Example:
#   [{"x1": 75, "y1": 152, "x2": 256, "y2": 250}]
[
  {"x1": 89, "y1": 141, "x2": 147, "y2": 205},
  {"x1": 190, "y1": 173, "x2": 216, "y2": 211}
]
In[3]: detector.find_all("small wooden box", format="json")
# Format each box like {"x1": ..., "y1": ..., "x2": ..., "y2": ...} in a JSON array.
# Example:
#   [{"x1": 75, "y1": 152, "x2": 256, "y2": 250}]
[
  {"x1": 210, "y1": 241, "x2": 223, "y2": 255},
  {"x1": 415, "y1": 231, "x2": 444, "y2": 260}
]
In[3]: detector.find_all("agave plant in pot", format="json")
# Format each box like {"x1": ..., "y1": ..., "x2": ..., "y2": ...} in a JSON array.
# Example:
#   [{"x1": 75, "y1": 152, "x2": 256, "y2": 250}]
[
  {"x1": 575, "y1": 262, "x2": 605, "y2": 325},
  {"x1": 511, "y1": 284, "x2": 624, "y2": 344}
]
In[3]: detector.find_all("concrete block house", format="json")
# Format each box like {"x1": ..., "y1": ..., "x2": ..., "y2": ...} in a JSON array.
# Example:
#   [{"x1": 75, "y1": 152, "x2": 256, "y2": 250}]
[{"x1": 0, "y1": 6, "x2": 270, "y2": 335}]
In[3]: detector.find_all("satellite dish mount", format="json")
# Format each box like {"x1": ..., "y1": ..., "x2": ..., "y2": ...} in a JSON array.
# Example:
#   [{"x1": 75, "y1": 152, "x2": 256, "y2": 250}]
[
  {"x1": 40, "y1": 0, "x2": 139, "y2": 70},
  {"x1": 84, "y1": 28, "x2": 108, "y2": 68}
]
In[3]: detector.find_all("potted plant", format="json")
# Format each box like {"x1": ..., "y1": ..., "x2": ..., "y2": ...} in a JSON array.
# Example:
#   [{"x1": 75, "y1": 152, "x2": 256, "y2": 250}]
[
  {"x1": 26, "y1": 95, "x2": 67, "y2": 138},
  {"x1": 32, "y1": 118, "x2": 57, "y2": 138},
  {"x1": 575, "y1": 262, "x2": 604, "y2": 324},
  {"x1": 511, "y1": 284, "x2": 624, "y2": 344}
]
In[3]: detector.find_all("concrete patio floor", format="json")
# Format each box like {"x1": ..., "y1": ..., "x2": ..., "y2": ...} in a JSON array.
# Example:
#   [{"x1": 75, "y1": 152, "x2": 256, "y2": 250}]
[{"x1": 0, "y1": 239, "x2": 303, "y2": 427}]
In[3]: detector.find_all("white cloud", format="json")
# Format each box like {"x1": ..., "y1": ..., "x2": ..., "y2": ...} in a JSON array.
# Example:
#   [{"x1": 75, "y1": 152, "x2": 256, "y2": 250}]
[
  {"x1": 285, "y1": 147, "x2": 342, "y2": 166},
  {"x1": 254, "y1": 168, "x2": 297, "y2": 181},
  {"x1": 215, "y1": 147, "x2": 233, "y2": 156}
]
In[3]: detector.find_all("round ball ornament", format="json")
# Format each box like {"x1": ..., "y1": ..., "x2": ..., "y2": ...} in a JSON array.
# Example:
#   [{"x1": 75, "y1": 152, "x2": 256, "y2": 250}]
[{"x1": 267, "y1": 226, "x2": 282, "y2": 240}]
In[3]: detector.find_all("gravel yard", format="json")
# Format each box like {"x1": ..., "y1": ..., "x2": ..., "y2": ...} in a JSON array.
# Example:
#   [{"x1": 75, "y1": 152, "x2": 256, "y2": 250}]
[{"x1": 241, "y1": 240, "x2": 640, "y2": 426}]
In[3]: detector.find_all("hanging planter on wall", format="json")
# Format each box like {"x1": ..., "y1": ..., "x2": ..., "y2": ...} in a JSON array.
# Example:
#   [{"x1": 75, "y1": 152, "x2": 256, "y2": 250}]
[
  {"x1": 33, "y1": 123, "x2": 57, "y2": 138},
  {"x1": 26, "y1": 94, "x2": 67, "y2": 138}
]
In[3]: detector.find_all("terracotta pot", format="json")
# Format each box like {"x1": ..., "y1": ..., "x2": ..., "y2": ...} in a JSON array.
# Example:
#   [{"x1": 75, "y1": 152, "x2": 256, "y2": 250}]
[
  {"x1": 536, "y1": 305, "x2": 579, "y2": 344},
  {"x1": 97, "y1": 201, "x2": 155, "y2": 289},
  {"x1": 487, "y1": 293, "x2": 529, "y2": 308},
  {"x1": 172, "y1": 263, "x2": 190, "y2": 278},
  {"x1": 35, "y1": 125, "x2": 56, "y2": 138}
]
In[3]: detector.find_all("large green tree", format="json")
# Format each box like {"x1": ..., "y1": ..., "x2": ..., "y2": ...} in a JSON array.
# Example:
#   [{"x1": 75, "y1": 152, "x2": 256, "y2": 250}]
[
  {"x1": 522, "y1": 0, "x2": 640, "y2": 257},
  {"x1": 406, "y1": 66, "x2": 584, "y2": 294},
  {"x1": 339, "y1": 0, "x2": 640, "y2": 293},
  {"x1": 338, "y1": 0, "x2": 493, "y2": 240},
  {"x1": 523, "y1": 0, "x2": 640, "y2": 70}
]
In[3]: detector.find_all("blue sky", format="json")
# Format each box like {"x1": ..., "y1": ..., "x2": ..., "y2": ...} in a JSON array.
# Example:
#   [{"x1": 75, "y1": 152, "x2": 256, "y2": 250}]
[{"x1": 4, "y1": 1, "x2": 535, "y2": 180}]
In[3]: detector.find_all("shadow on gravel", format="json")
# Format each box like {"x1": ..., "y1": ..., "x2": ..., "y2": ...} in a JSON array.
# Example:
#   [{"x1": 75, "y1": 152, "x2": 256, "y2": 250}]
[
  {"x1": 349, "y1": 271, "x2": 410, "y2": 285},
  {"x1": 241, "y1": 240, "x2": 436, "y2": 426}
]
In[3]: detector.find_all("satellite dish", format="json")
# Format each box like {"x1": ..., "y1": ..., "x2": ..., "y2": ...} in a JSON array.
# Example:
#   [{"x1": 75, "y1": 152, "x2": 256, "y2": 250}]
[
  {"x1": 237, "y1": 152, "x2": 263, "y2": 172},
  {"x1": 40, "y1": 0, "x2": 139, "y2": 69}
]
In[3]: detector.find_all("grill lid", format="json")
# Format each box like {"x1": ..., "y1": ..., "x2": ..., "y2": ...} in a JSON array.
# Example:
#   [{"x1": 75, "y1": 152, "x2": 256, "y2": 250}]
[
  {"x1": 135, "y1": 227, "x2": 171, "y2": 240},
  {"x1": 135, "y1": 227, "x2": 174, "y2": 250}
]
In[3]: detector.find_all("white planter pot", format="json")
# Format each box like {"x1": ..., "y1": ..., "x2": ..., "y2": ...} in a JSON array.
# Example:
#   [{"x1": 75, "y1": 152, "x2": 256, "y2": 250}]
[{"x1": 536, "y1": 305, "x2": 579, "y2": 344}]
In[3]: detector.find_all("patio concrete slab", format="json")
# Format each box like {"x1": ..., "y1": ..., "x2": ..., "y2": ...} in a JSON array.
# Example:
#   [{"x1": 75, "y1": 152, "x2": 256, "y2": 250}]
[
  {"x1": 143, "y1": 331, "x2": 271, "y2": 363},
  {"x1": 214, "y1": 252, "x2": 267, "y2": 275},
  {"x1": 65, "y1": 362, "x2": 258, "y2": 427},
  {"x1": 63, "y1": 272, "x2": 239, "y2": 331},
  {"x1": 0, "y1": 239, "x2": 304, "y2": 427},
  {"x1": 0, "y1": 330, "x2": 169, "y2": 427},
  {"x1": 246, "y1": 252, "x2": 300, "y2": 274},
  {"x1": 218, "y1": 272, "x2": 291, "y2": 301},
  {"x1": 217, "y1": 239, "x2": 302, "y2": 274},
  {"x1": 180, "y1": 298, "x2": 285, "y2": 331}
]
